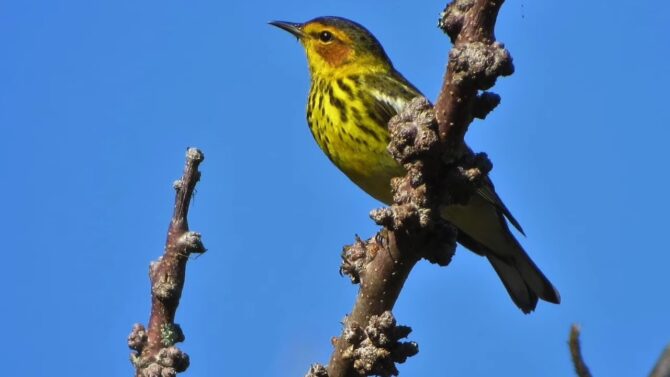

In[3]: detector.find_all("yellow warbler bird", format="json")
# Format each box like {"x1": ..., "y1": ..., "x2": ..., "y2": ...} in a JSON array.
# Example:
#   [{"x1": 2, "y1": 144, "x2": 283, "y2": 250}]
[{"x1": 270, "y1": 16, "x2": 560, "y2": 313}]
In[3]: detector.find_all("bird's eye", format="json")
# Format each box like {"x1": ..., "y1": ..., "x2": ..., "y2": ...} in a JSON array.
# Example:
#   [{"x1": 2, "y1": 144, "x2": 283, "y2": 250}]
[{"x1": 319, "y1": 31, "x2": 333, "y2": 43}]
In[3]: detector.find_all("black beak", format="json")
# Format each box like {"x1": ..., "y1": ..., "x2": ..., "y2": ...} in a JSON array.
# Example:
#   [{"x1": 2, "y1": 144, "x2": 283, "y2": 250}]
[{"x1": 269, "y1": 20, "x2": 305, "y2": 39}]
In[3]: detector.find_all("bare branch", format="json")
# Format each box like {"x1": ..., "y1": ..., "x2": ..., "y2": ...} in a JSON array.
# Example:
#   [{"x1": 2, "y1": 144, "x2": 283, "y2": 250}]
[
  {"x1": 129, "y1": 148, "x2": 206, "y2": 377},
  {"x1": 569, "y1": 324, "x2": 592, "y2": 377}
]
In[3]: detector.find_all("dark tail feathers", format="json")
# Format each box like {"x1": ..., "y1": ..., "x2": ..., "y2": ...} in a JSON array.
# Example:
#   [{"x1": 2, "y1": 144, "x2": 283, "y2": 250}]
[{"x1": 487, "y1": 251, "x2": 560, "y2": 314}]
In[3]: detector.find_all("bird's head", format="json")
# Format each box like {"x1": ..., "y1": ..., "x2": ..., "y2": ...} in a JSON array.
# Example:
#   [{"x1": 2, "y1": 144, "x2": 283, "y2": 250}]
[{"x1": 270, "y1": 16, "x2": 393, "y2": 77}]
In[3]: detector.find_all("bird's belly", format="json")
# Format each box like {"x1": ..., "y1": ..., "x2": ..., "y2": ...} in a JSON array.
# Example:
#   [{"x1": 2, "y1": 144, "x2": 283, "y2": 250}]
[
  {"x1": 312, "y1": 124, "x2": 403, "y2": 204},
  {"x1": 336, "y1": 152, "x2": 400, "y2": 204}
]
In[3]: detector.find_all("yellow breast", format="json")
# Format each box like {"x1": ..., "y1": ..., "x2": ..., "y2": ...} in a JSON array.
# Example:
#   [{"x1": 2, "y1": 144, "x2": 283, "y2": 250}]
[{"x1": 307, "y1": 75, "x2": 404, "y2": 204}]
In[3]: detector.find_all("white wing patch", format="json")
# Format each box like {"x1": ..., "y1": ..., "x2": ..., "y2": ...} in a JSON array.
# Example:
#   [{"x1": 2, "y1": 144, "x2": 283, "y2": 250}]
[{"x1": 369, "y1": 89, "x2": 412, "y2": 115}]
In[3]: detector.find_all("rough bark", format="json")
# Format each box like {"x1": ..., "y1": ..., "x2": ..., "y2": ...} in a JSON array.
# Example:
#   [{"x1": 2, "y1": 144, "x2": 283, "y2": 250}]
[{"x1": 128, "y1": 148, "x2": 206, "y2": 377}]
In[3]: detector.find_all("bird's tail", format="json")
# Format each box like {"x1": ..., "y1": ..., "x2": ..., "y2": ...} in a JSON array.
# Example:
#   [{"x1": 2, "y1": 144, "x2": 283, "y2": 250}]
[
  {"x1": 486, "y1": 241, "x2": 560, "y2": 313},
  {"x1": 441, "y1": 195, "x2": 560, "y2": 313}
]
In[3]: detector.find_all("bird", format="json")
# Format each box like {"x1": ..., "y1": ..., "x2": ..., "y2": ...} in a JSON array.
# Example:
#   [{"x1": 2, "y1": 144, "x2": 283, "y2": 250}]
[{"x1": 270, "y1": 16, "x2": 560, "y2": 313}]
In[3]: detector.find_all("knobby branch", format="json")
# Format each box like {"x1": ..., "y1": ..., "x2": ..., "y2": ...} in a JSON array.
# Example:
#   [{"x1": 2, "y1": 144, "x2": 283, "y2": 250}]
[{"x1": 128, "y1": 148, "x2": 206, "y2": 377}]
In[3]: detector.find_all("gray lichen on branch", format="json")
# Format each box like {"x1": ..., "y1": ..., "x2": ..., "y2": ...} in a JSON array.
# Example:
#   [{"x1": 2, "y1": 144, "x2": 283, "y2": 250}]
[
  {"x1": 129, "y1": 148, "x2": 206, "y2": 377},
  {"x1": 309, "y1": 311, "x2": 418, "y2": 377},
  {"x1": 435, "y1": 0, "x2": 513, "y2": 153},
  {"x1": 344, "y1": 311, "x2": 418, "y2": 376},
  {"x1": 448, "y1": 41, "x2": 513, "y2": 89}
]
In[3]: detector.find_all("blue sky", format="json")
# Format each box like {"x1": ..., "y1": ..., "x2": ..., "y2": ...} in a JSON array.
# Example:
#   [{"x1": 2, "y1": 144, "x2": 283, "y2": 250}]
[{"x1": 2, "y1": 0, "x2": 669, "y2": 376}]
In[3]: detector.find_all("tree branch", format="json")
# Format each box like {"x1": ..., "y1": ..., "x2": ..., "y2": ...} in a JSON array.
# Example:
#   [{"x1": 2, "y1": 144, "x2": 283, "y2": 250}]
[
  {"x1": 318, "y1": 1, "x2": 513, "y2": 376},
  {"x1": 569, "y1": 324, "x2": 592, "y2": 377},
  {"x1": 650, "y1": 345, "x2": 670, "y2": 377},
  {"x1": 128, "y1": 148, "x2": 206, "y2": 377},
  {"x1": 436, "y1": 0, "x2": 513, "y2": 159}
]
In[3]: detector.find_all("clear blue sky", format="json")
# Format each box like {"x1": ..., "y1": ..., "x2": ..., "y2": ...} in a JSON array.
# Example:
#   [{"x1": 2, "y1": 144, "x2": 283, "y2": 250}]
[{"x1": 2, "y1": 1, "x2": 669, "y2": 376}]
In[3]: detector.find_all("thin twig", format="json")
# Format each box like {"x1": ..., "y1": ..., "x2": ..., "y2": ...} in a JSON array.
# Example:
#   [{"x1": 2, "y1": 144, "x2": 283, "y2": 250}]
[
  {"x1": 128, "y1": 148, "x2": 206, "y2": 377},
  {"x1": 569, "y1": 324, "x2": 592, "y2": 377}
]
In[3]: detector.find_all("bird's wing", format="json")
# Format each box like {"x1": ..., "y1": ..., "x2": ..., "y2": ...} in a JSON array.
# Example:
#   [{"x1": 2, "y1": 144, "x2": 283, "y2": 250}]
[
  {"x1": 458, "y1": 144, "x2": 525, "y2": 236},
  {"x1": 369, "y1": 90, "x2": 400, "y2": 122},
  {"x1": 364, "y1": 72, "x2": 425, "y2": 126},
  {"x1": 477, "y1": 179, "x2": 525, "y2": 236}
]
